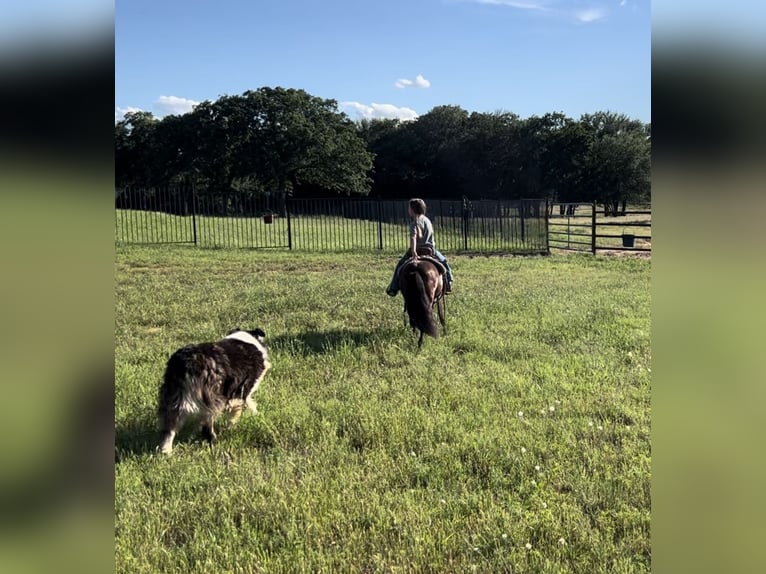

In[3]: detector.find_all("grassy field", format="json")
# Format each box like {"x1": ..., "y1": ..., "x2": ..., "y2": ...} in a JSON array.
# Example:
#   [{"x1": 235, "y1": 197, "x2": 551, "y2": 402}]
[{"x1": 115, "y1": 246, "x2": 650, "y2": 573}]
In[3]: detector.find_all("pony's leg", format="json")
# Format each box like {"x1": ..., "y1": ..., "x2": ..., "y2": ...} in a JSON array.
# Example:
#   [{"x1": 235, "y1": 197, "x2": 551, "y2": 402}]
[
  {"x1": 418, "y1": 330, "x2": 424, "y2": 349},
  {"x1": 437, "y1": 297, "x2": 446, "y2": 332}
]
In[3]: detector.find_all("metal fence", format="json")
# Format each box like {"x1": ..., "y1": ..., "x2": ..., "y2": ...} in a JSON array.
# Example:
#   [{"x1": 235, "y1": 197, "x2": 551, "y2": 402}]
[
  {"x1": 549, "y1": 202, "x2": 651, "y2": 253},
  {"x1": 115, "y1": 186, "x2": 549, "y2": 254}
]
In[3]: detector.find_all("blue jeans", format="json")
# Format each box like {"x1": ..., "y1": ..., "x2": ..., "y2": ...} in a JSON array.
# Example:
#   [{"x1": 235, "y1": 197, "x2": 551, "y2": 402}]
[{"x1": 387, "y1": 249, "x2": 454, "y2": 293}]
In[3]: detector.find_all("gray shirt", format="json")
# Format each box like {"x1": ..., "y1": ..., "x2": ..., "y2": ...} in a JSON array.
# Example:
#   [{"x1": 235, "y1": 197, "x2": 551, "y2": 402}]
[{"x1": 410, "y1": 215, "x2": 435, "y2": 251}]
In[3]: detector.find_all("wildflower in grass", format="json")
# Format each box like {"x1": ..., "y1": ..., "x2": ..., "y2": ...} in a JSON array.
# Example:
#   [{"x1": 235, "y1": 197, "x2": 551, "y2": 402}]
[
  {"x1": 647, "y1": 367, "x2": 651, "y2": 373},
  {"x1": 531, "y1": 479, "x2": 537, "y2": 486},
  {"x1": 541, "y1": 502, "x2": 547, "y2": 509},
  {"x1": 525, "y1": 543, "x2": 532, "y2": 550},
  {"x1": 588, "y1": 421, "x2": 594, "y2": 427},
  {"x1": 410, "y1": 451, "x2": 416, "y2": 457},
  {"x1": 534, "y1": 465, "x2": 541, "y2": 472},
  {"x1": 597, "y1": 425, "x2": 603, "y2": 431},
  {"x1": 555, "y1": 399, "x2": 561, "y2": 405},
  {"x1": 517, "y1": 411, "x2": 524, "y2": 418},
  {"x1": 440, "y1": 499, "x2": 446, "y2": 505},
  {"x1": 520, "y1": 447, "x2": 527, "y2": 454},
  {"x1": 502, "y1": 533, "x2": 508, "y2": 540},
  {"x1": 473, "y1": 547, "x2": 479, "y2": 552},
  {"x1": 558, "y1": 537, "x2": 566, "y2": 545},
  {"x1": 549, "y1": 405, "x2": 555, "y2": 412}
]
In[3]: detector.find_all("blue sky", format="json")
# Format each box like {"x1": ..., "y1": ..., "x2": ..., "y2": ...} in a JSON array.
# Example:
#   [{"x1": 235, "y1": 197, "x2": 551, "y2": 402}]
[{"x1": 115, "y1": 0, "x2": 651, "y2": 123}]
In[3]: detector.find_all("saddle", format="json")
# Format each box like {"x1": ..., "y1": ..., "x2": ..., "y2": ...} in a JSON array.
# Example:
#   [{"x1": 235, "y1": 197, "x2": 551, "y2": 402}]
[{"x1": 402, "y1": 246, "x2": 447, "y2": 276}]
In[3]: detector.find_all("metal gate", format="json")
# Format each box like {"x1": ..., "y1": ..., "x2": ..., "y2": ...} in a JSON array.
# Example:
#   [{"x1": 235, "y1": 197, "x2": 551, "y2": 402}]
[{"x1": 548, "y1": 202, "x2": 594, "y2": 253}]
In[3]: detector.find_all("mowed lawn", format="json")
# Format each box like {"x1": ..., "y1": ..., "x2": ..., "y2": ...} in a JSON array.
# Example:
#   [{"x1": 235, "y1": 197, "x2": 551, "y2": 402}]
[{"x1": 115, "y1": 246, "x2": 650, "y2": 574}]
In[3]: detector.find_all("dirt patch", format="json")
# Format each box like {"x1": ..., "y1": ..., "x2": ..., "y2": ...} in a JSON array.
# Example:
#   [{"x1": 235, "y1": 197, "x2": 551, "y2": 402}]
[{"x1": 597, "y1": 250, "x2": 652, "y2": 259}]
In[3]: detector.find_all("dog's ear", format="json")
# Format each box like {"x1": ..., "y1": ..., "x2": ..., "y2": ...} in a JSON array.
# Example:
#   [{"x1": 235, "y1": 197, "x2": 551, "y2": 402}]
[
  {"x1": 251, "y1": 328, "x2": 266, "y2": 342},
  {"x1": 227, "y1": 328, "x2": 241, "y2": 336}
]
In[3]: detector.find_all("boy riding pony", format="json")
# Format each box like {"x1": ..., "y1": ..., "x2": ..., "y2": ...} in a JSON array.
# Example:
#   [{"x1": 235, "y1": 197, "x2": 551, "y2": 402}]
[{"x1": 386, "y1": 198, "x2": 454, "y2": 297}]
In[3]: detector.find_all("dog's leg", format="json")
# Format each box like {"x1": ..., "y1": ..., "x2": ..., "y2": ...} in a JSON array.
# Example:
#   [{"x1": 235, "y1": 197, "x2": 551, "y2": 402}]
[
  {"x1": 244, "y1": 370, "x2": 268, "y2": 415},
  {"x1": 200, "y1": 413, "x2": 218, "y2": 444},
  {"x1": 159, "y1": 411, "x2": 183, "y2": 455},
  {"x1": 227, "y1": 401, "x2": 245, "y2": 425}
]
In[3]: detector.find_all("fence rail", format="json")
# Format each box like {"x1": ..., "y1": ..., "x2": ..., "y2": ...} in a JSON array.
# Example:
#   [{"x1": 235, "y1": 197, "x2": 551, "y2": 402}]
[
  {"x1": 115, "y1": 188, "x2": 650, "y2": 255},
  {"x1": 115, "y1": 186, "x2": 548, "y2": 254},
  {"x1": 549, "y1": 202, "x2": 652, "y2": 254}
]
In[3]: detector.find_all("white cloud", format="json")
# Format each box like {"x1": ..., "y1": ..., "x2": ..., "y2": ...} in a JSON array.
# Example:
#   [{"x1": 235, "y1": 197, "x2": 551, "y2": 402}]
[
  {"x1": 576, "y1": 7, "x2": 606, "y2": 22},
  {"x1": 340, "y1": 101, "x2": 419, "y2": 121},
  {"x1": 115, "y1": 106, "x2": 143, "y2": 122},
  {"x1": 471, "y1": 0, "x2": 551, "y2": 10},
  {"x1": 394, "y1": 74, "x2": 431, "y2": 89},
  {"x1": 155, "y1": 95, "x2": 200, "y2": 116},
  {"x1": 468, "y1": 1, "x2": 616, "y2": 22}
]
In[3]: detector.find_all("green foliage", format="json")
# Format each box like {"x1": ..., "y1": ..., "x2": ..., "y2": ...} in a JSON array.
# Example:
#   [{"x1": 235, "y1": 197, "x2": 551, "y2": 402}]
[
  {"x1": 357, "y1": 107, "x2": 650, "y2": 206},
  {"x1": 580, "y1": 112, "x2": 651, "y2": 212},
  {"x1": 116, "y1": 88, "x2": 374, "y2": 195},
  {"x1": 115, "y1": 87, "x2": 650, "y2": 207},
  {"x1": 115, "y1": 111, "x2": 161, "y2": 187},
  {"x1": 116, "y1": 247, "x2": 650, "y2": 573}
]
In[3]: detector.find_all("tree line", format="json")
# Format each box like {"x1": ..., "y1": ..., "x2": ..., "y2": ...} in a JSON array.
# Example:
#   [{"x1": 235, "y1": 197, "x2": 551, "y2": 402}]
[{"x1": 115, "y1": 86, "x2": 650, "y2": 215}]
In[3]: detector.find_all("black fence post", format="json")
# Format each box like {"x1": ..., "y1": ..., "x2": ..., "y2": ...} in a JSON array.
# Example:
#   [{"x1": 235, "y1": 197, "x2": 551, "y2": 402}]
[
  {"x1": 286, "y1": 193, "x2": 293, "y2": 250},
  {"x1": 462, "y1": 197, "x2": 469, "y2": 251},
  {"x1": 591, "y1": 201, "x2": 597, "y2": 254},
  {"x1": 520, "y1": 199, "x2": 526, "y2": 245},
  {"x1": 191, "y1": 184, "x2": 198, "y2": 246},
  {"x1": 377, "y1": 197, "x2": 383, "y2": 250},
  {"x1": 544, "y1": 199, "x2": 550, "y2": 254}
]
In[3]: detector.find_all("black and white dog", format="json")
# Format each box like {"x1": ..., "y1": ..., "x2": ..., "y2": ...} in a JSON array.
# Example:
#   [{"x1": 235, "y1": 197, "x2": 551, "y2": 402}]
[{"x1": 158, "y1": 328, "x2": 271, "y2": 454}]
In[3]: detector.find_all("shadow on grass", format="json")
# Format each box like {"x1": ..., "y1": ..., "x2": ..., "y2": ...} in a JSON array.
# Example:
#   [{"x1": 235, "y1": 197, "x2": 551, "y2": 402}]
[
  {"x1": 269, "y1": 327, "x2": 402, "y2": 355},
  {"x1": 115, "y1": 414, "x2": 218, "y2": 461},
  {"x1": 116, "y1": 412, "x2": 274, "y2": 460},
  {"x1": 115, "y1": 415, "x2": 160, "y2": 461}
]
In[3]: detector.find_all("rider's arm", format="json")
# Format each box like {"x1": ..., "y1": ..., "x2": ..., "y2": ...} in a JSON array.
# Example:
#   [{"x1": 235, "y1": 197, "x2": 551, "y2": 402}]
[{"x1": 410, "y1": 231, "x2": 418, "y2": 260}]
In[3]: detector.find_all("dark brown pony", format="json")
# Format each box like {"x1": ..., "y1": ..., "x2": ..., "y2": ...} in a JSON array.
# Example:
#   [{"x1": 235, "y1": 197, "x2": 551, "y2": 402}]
[{"x1": 399, "y1": 257, "x2": 446, "y2": 348}]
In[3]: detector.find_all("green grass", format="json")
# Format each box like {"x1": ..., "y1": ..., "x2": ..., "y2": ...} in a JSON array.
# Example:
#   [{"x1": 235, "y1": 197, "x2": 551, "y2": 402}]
[{"x1": 115, "y1": 246, "x2": 650, "y2": 573}]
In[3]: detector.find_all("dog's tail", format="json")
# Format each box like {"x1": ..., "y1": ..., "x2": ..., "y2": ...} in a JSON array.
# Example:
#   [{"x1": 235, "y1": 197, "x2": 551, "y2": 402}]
[
  {"x1": 158, "y1": 357, "x2": 185, "y2": 419},
  {"x1": 157, "y1": 349, "x2": 207, "y2": 420},
  {"x1": 402, "y1": 268, "x2": 439, "y2": 339}
]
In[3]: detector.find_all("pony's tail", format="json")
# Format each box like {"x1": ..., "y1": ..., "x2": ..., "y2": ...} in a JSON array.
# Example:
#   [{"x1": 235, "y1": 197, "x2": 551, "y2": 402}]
[{"x1": 402, "y1": 269, "x2": 439, "y2": 339}]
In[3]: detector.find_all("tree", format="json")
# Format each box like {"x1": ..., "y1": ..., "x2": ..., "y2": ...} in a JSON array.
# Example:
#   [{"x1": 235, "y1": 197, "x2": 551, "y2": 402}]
[
  {"x1": 459, "y1": 111, "x2": 521, "y2": 199},
  {"x1": 115, "y1": 91, "x2": 651, "y2": 208},
  {"x1": 580, "y1": 112, "x2": 651, "y2": 214},
  {"x1": 115, "y1": 111, "x2": 160, "y2": 187},
  {"x1": 539, "y1": 113, "x2": 592, "y2": 204},
  {"x1": 115, "y1": 88, "x2": 374, "y2": 198},
  {"x1": 236, "y1": 87, "x2": 373, "y2": 196}
]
